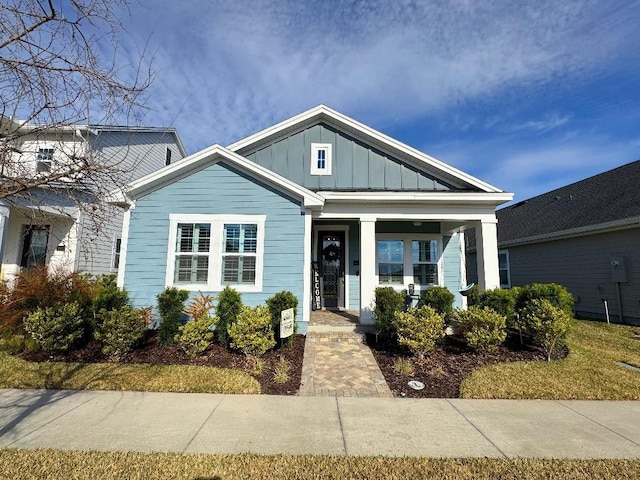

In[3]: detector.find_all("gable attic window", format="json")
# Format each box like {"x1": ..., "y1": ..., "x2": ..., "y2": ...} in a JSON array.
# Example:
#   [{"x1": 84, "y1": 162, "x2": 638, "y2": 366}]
[
  {"x1": 310, "y1": 143, "x2": 332, "y2": 176},
  {"x1": 36, "y1": 148, "x2": 54, "y2": 172},
  {"x1": 165, "y1": 148, "x2": 172, "y2": 166}
]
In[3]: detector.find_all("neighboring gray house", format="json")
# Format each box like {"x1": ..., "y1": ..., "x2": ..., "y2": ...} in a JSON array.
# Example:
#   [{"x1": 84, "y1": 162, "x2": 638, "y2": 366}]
[
  {"x1": 0, "y1": 122, "x2": 186, "y2": 281},
  {"x1": 466, "y1": 159, "x2": 640, "y2": 325},
  {"x1": 115, "y1": 106, "x2": 512, "y2": 332}
]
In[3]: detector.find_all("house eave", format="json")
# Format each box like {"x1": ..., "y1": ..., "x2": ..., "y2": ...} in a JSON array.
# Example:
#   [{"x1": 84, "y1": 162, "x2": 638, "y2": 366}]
[{"x1": 319, "y1": 191, "x2": 513, "y2": 206}]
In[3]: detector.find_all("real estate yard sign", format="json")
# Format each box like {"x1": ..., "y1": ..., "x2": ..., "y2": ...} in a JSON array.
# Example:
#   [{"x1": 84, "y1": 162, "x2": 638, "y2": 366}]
[{"x1": 280, "y1": 308, "x2": 294, "y2": 338}]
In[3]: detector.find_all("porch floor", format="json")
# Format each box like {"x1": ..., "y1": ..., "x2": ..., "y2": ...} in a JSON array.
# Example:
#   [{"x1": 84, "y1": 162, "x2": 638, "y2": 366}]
[{"x1": 299, "y1": 310, "x2": 391, "y2": 398}]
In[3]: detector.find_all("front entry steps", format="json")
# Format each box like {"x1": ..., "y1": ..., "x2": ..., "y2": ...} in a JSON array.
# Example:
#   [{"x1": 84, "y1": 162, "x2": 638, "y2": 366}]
[{"x1": 299, "y1": 311, "x2": 391, "y2": 397}]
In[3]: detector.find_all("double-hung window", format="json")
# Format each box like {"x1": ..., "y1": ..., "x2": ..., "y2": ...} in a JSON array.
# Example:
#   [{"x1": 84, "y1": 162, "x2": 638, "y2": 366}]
[
  {"x1": 36, "y1": 148, "x2": 54, "y2": 172},
  {"x1": 377, "y1": 240, "x2": 404, "y2": 284},
  {"x1": 310, "y1": 143, "x2": 332, "y2": 175},
  {"x1": 167, "y1": 214, "x2": 265, "y2": 292},
  {"x1": 412, "y1": 240, "x2": 438, "y2": 286},
  {"x1": 498, "y1": 250, "x2": 511, "y2": 288},
  {"x1": 377, "y1": 235, "x2": 441, "y2": 291}
]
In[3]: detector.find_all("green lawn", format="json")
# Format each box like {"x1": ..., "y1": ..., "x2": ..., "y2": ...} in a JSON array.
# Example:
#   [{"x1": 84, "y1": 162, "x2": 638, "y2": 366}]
[
  {"x1": 0, "y1": 351, "x2": 260, "y2": 394},
  {"x1": 0, "y1": 449, "x2": 638, "y2": 480},
  {"x1": 461, "y1": 319, "x2": 640, "y2": 399}
]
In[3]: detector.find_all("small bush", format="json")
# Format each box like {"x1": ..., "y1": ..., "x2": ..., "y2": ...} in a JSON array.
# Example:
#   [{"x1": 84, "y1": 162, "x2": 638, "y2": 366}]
[
  {"x1": 216, "y1": 287, "x2": 243, "y2": 347},
  {"x1": 477, "y1": 287, "x2": 520, "y2": 328},
  {"x1": 95, "y1": 306, "x2": 147, "y2": 357},
  {"x1": 520, "y1": 299, "x2": 573, "y2": 361},
  {"x1": 456, "y1": 306, "x2": 507, "y2": 354},
  {"x1": 392, "y1": 305, "x2": 445, "y2": 359},
  {"x1": 246, "y1": 356, "x2": 266, "y2": 376},
  {"x1": 515, "y1": 283, "x2": 574, "y2": 317},
  {"x1": 374, "y1": 287, "x2": 405, "y2": 345},
  {"x1": 419, "y1": 286, "x2": 455, "y2": 317},
  {"x1": 91, "y1": 275, "x2": 129, "y2": 314},
  {"x1": 392, "y1": 357, "x2": 415, "y2": 376},
  {"x1": 228, "y1": 305, "x2": 275, "y2": 356},
  {"x1": 266, "y1": 291, "x2": 298, "y2": 347},
  {"x1": 1, "y1": 334, "x2": 25, "y2": 354},
  {"x1": 272, "y1": 356, "x2": 291, "y2": 384},
  {"x1": 23, "y1": 301, "x2": 85, "y2": 353},
  {"x1": 157, "y1": 287, "x2": 189, "y2": 346},
  {"x1": 175, "y1": 315, "x2": 216, "y2": 358}
]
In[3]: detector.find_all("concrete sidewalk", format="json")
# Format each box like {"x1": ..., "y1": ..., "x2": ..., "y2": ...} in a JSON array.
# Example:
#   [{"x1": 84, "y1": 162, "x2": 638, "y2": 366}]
[{"x1": 1, "y1": 389, "x2": 639, "y2": 458}]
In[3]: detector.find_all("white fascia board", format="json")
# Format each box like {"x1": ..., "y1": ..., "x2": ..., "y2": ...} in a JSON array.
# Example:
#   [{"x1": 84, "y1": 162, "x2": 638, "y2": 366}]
[
  {"x1": 227, "y1": 105, "x2": 504, "y2": 193},
  {"x1": 319, "y1": 191, "x2": 513, "y2": 206},
  {"x1": 317, "y1": 202, "x2": 500, "y2": 222},
  {"x1": 499, "y1": 215, "x2": 640, "y2": 248},
  {"x1": 124, "y1": 144, "x2": 324, "y2": 208}
]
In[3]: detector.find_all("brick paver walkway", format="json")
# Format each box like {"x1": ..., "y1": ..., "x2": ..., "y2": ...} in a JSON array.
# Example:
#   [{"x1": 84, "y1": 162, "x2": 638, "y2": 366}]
[{"x1": 299, "y1": 311, "x2": 392, "y2": 397}]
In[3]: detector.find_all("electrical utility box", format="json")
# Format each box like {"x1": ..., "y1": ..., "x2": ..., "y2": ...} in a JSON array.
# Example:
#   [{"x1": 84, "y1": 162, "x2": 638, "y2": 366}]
[{"x1": 610, "y1": 256, "x2": 628, "y2": 283}]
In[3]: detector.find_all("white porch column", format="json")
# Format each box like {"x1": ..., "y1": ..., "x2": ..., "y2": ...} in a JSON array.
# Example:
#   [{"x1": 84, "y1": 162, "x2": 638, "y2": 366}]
[
  {"x1": 359, "y1": 216, "x2": 377, "y2": 324},
  {"x1": 0, "y1": 202, "x2": 10, "y2": 280},
  {"x1": 302, "y1": 209, "x2": 312, "y2": 324},
  {"x1": 475, "y1": 219, "x2": 500, "y2": 290},
  {"x1": 116, "y1": 203, "x2": 134, "y2": 288}
]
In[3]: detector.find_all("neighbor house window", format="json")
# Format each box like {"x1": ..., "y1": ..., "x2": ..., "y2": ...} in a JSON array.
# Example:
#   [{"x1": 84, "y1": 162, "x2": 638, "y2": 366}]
[
  {"x1": 310, "y1": 143, "x2": 332, "y2": 175},
  {"x1": 113, "y1": 238, "x2": 122, "y2": 269},
  {"x1": 165, "y1": 148, "x2": 172, "y2": 166},
  {"x1": 498, "y1": 250, "x2": 510, "y2": 288},
  {"x1": 36, "y1": 148, "x2": 54, "y2": 172},
  {"x1": 412, "y1": 240, "x2": 438, "y2": 286},
  {"x1": 166, "y1": 214, "x2": 265, "y2": 291},
  {"x1": 377, "y1": 240, "x2": 404, "y2": 284}
]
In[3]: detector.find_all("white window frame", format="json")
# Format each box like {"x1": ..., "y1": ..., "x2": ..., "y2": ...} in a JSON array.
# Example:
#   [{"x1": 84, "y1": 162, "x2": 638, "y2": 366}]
[
  {"x1": 376, "y1": 233, "x2": 443, "y2": 293},
  {"x1": 310, "y1": 143, "x2": 332, "y2": 176},
  {"x1": 498, "y1": 249, "x2": 511, "y2": 288},
  {"x1": 166, "y1": 214, "x2": 265, "y2": 292}
]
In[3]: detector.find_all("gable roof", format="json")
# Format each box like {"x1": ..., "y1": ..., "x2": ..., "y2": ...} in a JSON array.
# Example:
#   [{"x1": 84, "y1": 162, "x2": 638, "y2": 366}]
[
  {"x1": 476, "y1": 159, "x2": 640, "y2": 248},
  {"x1": 118, "y1": 144, "x2": 324, "y2": 208},
  {"x1": 227, "y1": 105, "x2": 505, "y2": 194}
]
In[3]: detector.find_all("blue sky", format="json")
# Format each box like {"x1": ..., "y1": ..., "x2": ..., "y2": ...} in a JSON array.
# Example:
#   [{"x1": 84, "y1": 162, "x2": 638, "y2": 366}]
[{"x1": 117, "y1": 0, "x2": 640, "y2": 203}]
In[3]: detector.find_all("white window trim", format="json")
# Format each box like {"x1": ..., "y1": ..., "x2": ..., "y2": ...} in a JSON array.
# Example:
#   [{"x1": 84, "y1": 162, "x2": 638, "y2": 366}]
[
  {"x1": 310, "y1": 143, "x2": 332, "y2": 176},
  {"x1": 166, "y1": 214, "x2": 265, "y2": 292},
  {"x1": 375, "y1": 233, "x2": 443, "y2": 292},
  {"x1": 498, "y1": 249, "x2": 511, "y2": 288}
]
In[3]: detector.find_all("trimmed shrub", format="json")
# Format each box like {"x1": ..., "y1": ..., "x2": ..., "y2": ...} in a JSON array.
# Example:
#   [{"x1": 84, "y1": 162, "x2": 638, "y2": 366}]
[
  {"x1": 520, "y1": 299, "x2": 572, "y2": 361},
  {"x1": 228, "y1": 305, "x2": 275, "y2": 356},
  {"x1": 23, "y1": 301, "x2": 85, "y2": 353},
  {"x1": 156, "y1": 287, "x2": 189, "y2": 346},
  {"x1": 477, "y1": 287, "x2": 520, "y2": 328},
  {"x1": 373, "y1": 287, "x2": 405, "y2": 345},
  {"x1": 95, "y1": 306, "x2": 147, "y2": 357},
  {"x1": 175, "y1": 315, "x2": 216, "y2": 358},
  {"x1": 515, "y1": 283, "x2": 574, "y2": 317},
  {"x1": 91, "y1": 274, "x2": 129, "y2": 314},
  {"x1": 216, "y1": 286, "x2": 243, "y2": 347},
  {"x1": 418, "y1": 286, "x2": 455, "y2": 317},
  {"x1": 392, "y1": 305, "x2": 445, "y2": 359},
  {"x1": 266, "y1": 291, "x2": 298, "y2": 347},
  {"x1": 456, "y1": 306, "x2": 507, "y2": 354}
]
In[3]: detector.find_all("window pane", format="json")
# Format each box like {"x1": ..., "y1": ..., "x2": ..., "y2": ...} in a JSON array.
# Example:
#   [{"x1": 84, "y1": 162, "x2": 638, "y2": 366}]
[
  {"x1": 499, "y1": 269, "x2": 509, "y2": 286},
  {"x1": 196, "y1": 224, "x2": 210, "y2": 252},
  {"x1": 378, "y1": 240, "x2": 403, "y2": 263},
  {"x1": 177, "y1": 224, "x2": 193, "y2": 252},
  {"x1": 224, "y1": 224, "x2": 240, "y2": 253},
  {"x1": 175, "y1": 255, "x2": 208, "y2": 284},
  {"x1": 499, "y1": 252, "x2": 508, "y2": 269},
  {"x1": 412, "y1": 240, "x2": 437, "y2": 263},
  {"x1": 177, "y1": 223, "x2": 210, "y2": 253},
  {"x1": 241, "y1": 257, "x2": 256, "y2": 283},
  {"x1": 413, "y1": 264, "x2": 438, "y2": 285},
  {"x1": 242, "y1": 225, "x2": 257, "y2": 253},
  {"x1": 379, "y1": 263, "x2": 404, "y2": 284},
  {"x1": 222, "y1": 256, "x2": 239, "y2": 283}
]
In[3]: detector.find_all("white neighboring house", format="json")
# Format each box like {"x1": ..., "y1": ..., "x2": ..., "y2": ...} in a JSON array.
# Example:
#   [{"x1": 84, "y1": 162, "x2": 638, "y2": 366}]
[{"x1": 0, "y1": 119, "x2": 186, "y2": 282}]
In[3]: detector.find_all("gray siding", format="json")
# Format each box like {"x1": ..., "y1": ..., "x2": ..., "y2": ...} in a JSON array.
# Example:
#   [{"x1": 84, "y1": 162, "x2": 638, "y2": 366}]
[
  {"x1": 123, "y1": 161, "x2": 307, "y2": 327},
  {"x1": 443, "y1": 234, "x2": 464, "y2": 309},
  {"x1": 506, "y1": 228, "x2": 640, "y2": 325},
  {"x1": 244, "y1": 124, "x2": 457, "y2": 191}
]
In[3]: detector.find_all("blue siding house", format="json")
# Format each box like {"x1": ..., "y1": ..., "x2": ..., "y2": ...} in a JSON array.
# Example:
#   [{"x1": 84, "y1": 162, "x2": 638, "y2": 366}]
[{"x1": 117, "y1": 106, "x2": 512, "y2": 331}]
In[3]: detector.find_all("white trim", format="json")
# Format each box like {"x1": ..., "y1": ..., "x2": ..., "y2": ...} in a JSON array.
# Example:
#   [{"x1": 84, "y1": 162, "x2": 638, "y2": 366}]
[
  {"x1": 116, "y1": 203, "x2": 134, "y2": 288},
  {"x1": 166, "y1": 213, "x2": 266, "y2": 293},
  {"x1": 310, "y1": 143, "x2": 332, "y2": 176},
  {"x1": 320, "y1": 191, "x2": 513, "y2": 204},
  {"x1": 302, "y1": 210, "x2": 313, "y2": 322},
  {"x1": 359, "y1": 218, "x2": 377, "y2": 324},
  {"x1": 227, "y1": 105, "x2": 507, "y2": 193},
  {"x1": 314, "y1": 224, "x2": 350, "y2": 310}
]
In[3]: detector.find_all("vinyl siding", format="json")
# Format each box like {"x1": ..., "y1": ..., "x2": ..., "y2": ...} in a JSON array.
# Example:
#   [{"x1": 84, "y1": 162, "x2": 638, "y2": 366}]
[
  {"x1": 244, "y1": 123, "x2": 457, "y2": 191},
  {"x1": 443, "y1": 233, "x2": 464, "y2": 309},
  {"x1": 123, "y1": 161, "x2": 306, "y2": 326}
]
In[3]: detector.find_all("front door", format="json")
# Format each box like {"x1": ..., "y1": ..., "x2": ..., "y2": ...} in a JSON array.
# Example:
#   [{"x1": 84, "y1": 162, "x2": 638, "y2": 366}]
[{"x1": 318, "y1": 231, "x2": 345, "y2": 309}]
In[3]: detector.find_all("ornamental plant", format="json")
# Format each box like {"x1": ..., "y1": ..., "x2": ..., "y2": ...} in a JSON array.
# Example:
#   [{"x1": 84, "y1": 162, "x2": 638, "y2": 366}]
[
  {"x1": 175, "y1": 315, "x2": 216, "y2": 358},
  {"x1": 456, "y1": 306, "x2": 507, "y2": 354},
  {"x1": 23, "y1": 301, "x2": 85, "y2": 353},
  {"x1": 392, "y1": 305, "x2": 445, "y2": 359},
  {"x1": 520, "y1": 299, "x2": 572, "y2": 361},
  {"x1": 216, "y1": 286, "x2": 243, "y2": 347},
  {"x1": 228, "y1": 305, "x2": 275, "y2": 356},
  {"x1": 515, "y1": 283, "x2": 574, "y2": 317},
  {"x1": 95, "y1": 306, "x2": 147, "y2": 357},
  {"x1": 156, "y1": 287, "x2": 189, "y2": 346},
  {"x1": 418, "y1": 286, "x2": 455, "y2": 317},
  {"x1": 373, "y1": 286, "x2": 405, "y2": 345},
  {"x1": 266, "y1": 291, "x2": 298, "y2": 347}
]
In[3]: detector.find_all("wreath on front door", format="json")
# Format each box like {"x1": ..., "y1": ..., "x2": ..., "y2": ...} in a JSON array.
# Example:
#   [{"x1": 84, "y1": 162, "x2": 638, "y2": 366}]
[{"x1": 321, "y1": 243, "x2": 340, "y2": 262}]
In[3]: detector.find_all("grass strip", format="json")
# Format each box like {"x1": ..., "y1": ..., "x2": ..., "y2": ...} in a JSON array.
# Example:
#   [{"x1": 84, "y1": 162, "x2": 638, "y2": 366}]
[
  {"x1": 461, "y1": 320, "x2": 640, "y2": 399},
  {"x1": 0, "y1": 352, "x2": 260, "y2": 394},
  {"x1": 0, "y1": 449, "x2": 638, "y2": 480}
]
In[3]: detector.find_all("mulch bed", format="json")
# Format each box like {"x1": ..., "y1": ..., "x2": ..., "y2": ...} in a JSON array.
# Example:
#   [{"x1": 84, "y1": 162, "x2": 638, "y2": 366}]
[
  {"x1": 368, "y1": 334, "x2": 568, "y2": 398},
  {"x1": 20, "y1": 332, "x2": 306, "y2": 396}
]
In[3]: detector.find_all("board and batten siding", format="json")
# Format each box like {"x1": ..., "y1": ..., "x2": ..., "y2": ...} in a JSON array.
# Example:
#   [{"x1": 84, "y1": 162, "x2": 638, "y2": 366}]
[
  {"x1": 123, "y1": 162, "x2": 307, "y2": 328},
  {"x1": 506, "y1": 228, "x2": 640, "y2": 325},
  {"x1": 244, "y1": 124, "x2": 457, "y2": 191},
  {"x1": 442, "y1": 233, "x2": 464, "y2": 309}
]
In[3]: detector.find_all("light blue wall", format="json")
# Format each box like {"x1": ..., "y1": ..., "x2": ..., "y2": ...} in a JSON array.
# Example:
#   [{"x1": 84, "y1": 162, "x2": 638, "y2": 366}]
[
  {"x1": 124, "y1": 161, "x2": 306, "y2": 329},
  {"x1": 443, "y1": 233, "x2": 464, "y2": 308},
  {"x1": 244, "y1": 124, "x2": 458, "y2": 191}
]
